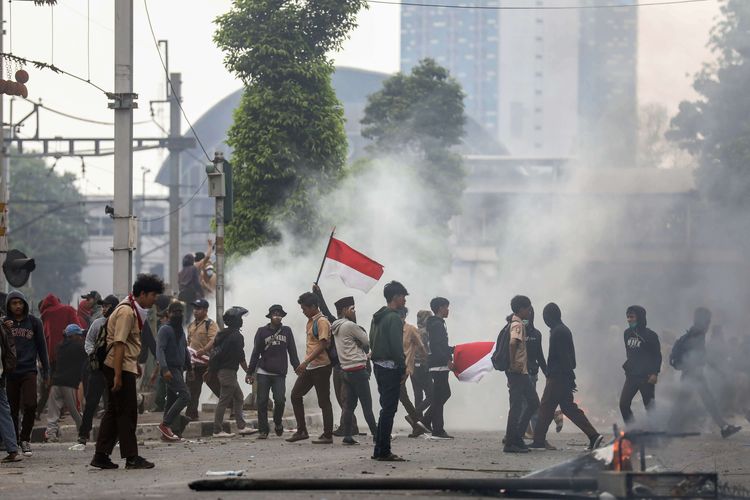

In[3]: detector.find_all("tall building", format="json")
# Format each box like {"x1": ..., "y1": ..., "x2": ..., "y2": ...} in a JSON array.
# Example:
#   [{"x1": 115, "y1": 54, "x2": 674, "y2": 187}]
[
  {"x1": 401, "y1": 0, "x2": 500, "y2": 137},
  {"x1": 578, "y1": 0, "x2": 638, "y2": 167}
]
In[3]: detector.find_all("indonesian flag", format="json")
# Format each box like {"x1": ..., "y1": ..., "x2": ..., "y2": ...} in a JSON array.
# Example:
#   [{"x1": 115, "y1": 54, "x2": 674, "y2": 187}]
[
  {"x1": 452, "y1": 341, "x2": 495, "y2": 383},
  {"x1": 321, "y1": 237, "x2": 384, "y2": 293},
  {"x1": 188, "y1": 346, "x2": 209, "y2": 366}
]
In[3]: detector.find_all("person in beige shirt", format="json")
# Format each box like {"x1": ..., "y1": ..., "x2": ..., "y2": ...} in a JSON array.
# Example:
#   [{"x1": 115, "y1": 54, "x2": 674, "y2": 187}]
[
  {"x1": 185, "y1": 299, "x2": 220, "y2": 420},
  {"x1": 503, "y1": 295, "x2": 539, "y2": 454},
  {"x1": 91, "y1": 273, "x2": 164, "y2": 471},
  {"x1": 398, "y1": 307, "x2": 430, "y2": 437}
]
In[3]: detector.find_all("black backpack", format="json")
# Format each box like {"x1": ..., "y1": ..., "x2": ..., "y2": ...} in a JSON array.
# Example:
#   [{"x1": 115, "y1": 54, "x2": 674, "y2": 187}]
[
  {"x1": 88, "y1": 304, "x2": 128, "y2": 371},
  {"x1": 669, "y1": 332, "x2": 690, "y2": 371},
  {"x1": 491, "y1": 321, "x2": 512, "y2": 371}
]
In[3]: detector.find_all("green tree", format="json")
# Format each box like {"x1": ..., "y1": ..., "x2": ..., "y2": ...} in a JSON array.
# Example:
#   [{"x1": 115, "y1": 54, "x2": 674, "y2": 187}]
[
  {"x1": 8, "y1": 156, "x2": 87, "y2": 302},
  {"x1": 667, "y1": 0, "x2": 750, "y2": 205},
  {"x1": 214, "y1": 0, "x2": 366, "y2": 255},
  {"x1": 360, "y1": 59, "x2": 466, "y2": 228}
]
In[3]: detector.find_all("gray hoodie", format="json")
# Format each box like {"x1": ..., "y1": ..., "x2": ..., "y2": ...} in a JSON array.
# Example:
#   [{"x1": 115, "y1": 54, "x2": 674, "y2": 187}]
[
  {"x1": 4, "y1": 290, "x2": 49, "y2": 379},
  {"x1": 331, "y1": 318, "x2": 369, "y2": 371}
]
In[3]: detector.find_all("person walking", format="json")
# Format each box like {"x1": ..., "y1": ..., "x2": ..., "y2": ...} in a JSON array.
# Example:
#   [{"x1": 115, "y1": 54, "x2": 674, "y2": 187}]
[
  {"x1": 90, "y1": 274, "x2": 164, "y2": 470},
  {"x1": 156, "y1": 302, "x2": 192, "y2": 442},
  {"x1": 331, "y1": 296, "x2": 378, "y2": 445},
  {"x1": 0, "y1": 319, "x2": 21, "y2": 462},
  {"x1": 185, "y1": 299, "x2": 220, "y2": 420},
  {"x1": 46, "y1": 324, "x2": 87, "y2": 442},
  {"x1": 411, "y1": 310, "x2": 433, "y2": 414},
  {"x1": 423, "y1": 297, "x2": 454, "y2": 440},
  {"x1": 209, "y1": 306, "x2": 253, "y2": 438},
  {"x1": 523, "y1": 306, "x2": 548, "y2": 437},
  {"x1": 370, "y1": 281, "x2": 409, "y2": 462},
  {"x1": 4, "y1": 290, "x2": 49, "y2": 457},
  {"x1": 246, "y1": 305, "x2": 300, "y2": 439},
  {"x1": 399, "y1": 307, "x2": 430, "y2": 438},
  {"x1": 620, "y1": 305, "x2": 661, "y2": 425},
  {"x1": 531, "y1": 302, "x2": 604, "y2": 451}
]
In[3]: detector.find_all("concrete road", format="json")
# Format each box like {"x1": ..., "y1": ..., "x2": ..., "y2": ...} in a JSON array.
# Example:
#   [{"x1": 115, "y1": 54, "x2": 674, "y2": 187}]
[{"x1": 0, "y1": 429, "x2": 748, "y2": 499}]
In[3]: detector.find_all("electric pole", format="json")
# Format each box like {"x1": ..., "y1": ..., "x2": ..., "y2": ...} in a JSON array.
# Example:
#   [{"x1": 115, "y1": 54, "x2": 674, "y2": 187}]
[
  {"x1": 168, "y1": 72, "x2": 181, "y2": 295},
  {"x1": 206, "y1": 152, "x2": 226, "y2": 329},
  {"x1": 110, "y1": 0, "x2": 136, "y2": 297},
  {"x1": 135, "y1": 166, "x2": 150, "y2": 274},
  {"x1": 0, "y1": 0, "x2": 8, "y2": 293}
]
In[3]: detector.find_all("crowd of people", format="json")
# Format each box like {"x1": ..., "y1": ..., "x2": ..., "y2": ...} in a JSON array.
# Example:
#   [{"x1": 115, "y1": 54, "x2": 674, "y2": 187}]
[{"x1": 0, "y1": 256, "x2": 746, "y2": 466}]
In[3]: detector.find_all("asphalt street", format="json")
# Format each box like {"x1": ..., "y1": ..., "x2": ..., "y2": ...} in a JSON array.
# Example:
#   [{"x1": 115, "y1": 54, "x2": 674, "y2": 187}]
[{"x1": 0, "y1": 428, "x2": 748, "y2": 499}]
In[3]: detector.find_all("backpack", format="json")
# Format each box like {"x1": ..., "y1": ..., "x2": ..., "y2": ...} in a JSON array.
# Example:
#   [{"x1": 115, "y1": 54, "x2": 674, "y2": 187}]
[
  {"x1": 669, "y1": 332, "x2": 690, "y2": 371},
  {"x1": 491, "y1": 321, "x2": 512, "y2": 371},
  {"x1": 312, "y1": 318, "x2": 339, "y2": 367},
  {"x1": 88, "y1": 304, "x2": 130, "y2": 371}
]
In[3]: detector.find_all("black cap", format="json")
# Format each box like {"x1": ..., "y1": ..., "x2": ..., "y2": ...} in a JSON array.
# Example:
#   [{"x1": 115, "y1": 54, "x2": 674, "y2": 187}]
[
  {"x1": 192, "y1": 299, "x2": 209, "y2": 310},
  {"x1": 81, "y1": 290, "x2": 102, "y2": 301},
  {"x1": 334, "y1": 296, "x2": 355, "y2": 311},
  {"x1": 266, "y1": 305, "x2": 287, "y2": 319},
  {"x1": 98, "y1": 294, "x2": 119, "y2": 308}
]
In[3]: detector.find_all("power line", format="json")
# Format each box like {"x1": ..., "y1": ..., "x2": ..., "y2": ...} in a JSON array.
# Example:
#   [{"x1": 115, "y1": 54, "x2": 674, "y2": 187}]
[
  {"x1": 368, "y1": 0, "x2": 710, "y2": 10},
  {"x1": 143, "y1": 0, "x2": 212, "y2": 163},
  {"x1": 22, "y1": 98, "x2": 152, "y2": 126},
  {"x1": 139, "y1": 177, "x2": 207, "y2": 223},
  {"x1": 0, "y1": 52, "x2": 109, "y2": 94}
]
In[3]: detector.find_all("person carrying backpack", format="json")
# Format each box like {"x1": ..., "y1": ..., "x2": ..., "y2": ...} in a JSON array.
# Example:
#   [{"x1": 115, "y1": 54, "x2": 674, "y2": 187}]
[
  {"x1": 530, "y1": 302, "x2": 603, "y2": 452},
  {"x1": 668, "y1": 307, "x2": 741, "y2": 439}
]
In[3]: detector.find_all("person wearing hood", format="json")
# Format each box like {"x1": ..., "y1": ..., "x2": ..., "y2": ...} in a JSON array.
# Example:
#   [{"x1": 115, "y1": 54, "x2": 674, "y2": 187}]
[
  {"x1": 411, "y1": 310, "x2": 433, "y2": 413},
  {"x1": 531, "y1": 302, "x2": 603, "y2": 451},
  {"x1": 90, "y1": 273, "x2": 164, "y2": 471},
  {"x1": 331, "y1": 296, "x2": 377, "y2": 445},
  {"x1": 522, "y1": 306, "x2": 548, "y2": 436},
  {"x1": 156, "y1": 302, "x2": 192, "y2": 442},
  {"x1": 370, "y1": 281, "x2": 409, "y2": 462},
  {"x1": 669, "y1": 307, "x2": 741, "y2": 439},
  {"x1": 423, "y1": 297, "x2": 454, "y2": 440},
  {"x1": 3, "y1": 290, "x2": 48, "y2": 457},
  {"x1": 246, "y1": 304, "x2": 300, "y2": 439},
  {"x1": 39, "y1": 294, "x2": 82, "y2": 369},
  {"x1": 46, "y1": 324, "x2": 87, "y2": 442},
  {"x1": 620, "y1": 305, "x2": 661, "y2": 424}
]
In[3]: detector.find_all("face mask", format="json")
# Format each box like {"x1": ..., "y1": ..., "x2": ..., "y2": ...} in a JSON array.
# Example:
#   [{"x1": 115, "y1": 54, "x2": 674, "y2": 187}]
[
  {"x1": 628, "y1": 321, "x2": 638, "y2": 329},
  {"x1": 522, "y1": 319, "x2": 529, "y2": 326},
  {"x1": 207, "y1": 270, "x2": 214, "y2": 278}
]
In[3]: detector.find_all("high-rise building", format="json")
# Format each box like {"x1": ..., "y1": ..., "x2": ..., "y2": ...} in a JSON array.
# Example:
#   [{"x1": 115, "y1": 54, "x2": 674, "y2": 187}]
[
  {"x1": 401, "y1": 0, "x2": 500, "y2": 137},
  {"x1": 578, "y1": 0, "x2": 638, "y2": 167}
]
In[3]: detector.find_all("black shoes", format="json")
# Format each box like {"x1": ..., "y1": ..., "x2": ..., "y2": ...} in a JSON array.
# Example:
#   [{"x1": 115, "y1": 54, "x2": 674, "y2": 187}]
[
  {"x1": 376, "y1": 453, "x2": 406, "y2": 462},
  {"x1": 721, "y1": 424, "x2": 742, "y2": 439},
  {"x1": 529, "y1": 440, "x2": 557, "y2": 450},
  {"x1": 588, "y1": 434, "x2": 604, "y2": 450},
  {"x1": 342, "y1": 437, "x2": 359, "y2": 445},
  {"x1": 90, "y1": 452, "x2": 119, "y2": 470},
  {"x1": 431, "y1": 431, "x2": 454, "y2": 440},
  {"x1": 332, "y1": 427, "x2": 346, "y2": 437},
  {"x1": 274, "y1": 424, "x2": 284, "y2": 437},
  {"x1": 257, "y1": 432, "x2": 269, "y2": 440},
  {"x1": 503, "y1": 443, "x2": 530, "y2": 454},
  {"x1": 312, "y1": 434, "x2": 333, "y2": 444},
  {"x1": 125, "y1": 456, "x2": 155, "y2": 469},
  {"x1": 285, "y1": 431, "x2": 309, "y2": 443}
]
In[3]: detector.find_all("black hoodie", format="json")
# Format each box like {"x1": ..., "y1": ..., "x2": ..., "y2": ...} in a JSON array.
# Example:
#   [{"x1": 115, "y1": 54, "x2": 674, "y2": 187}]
[
  {"x1": 3, "y1": 290, "x2": 49, "y2": 379},
  {"x1": 542, "y1": 303, "x2": 576, "y2": 384},
  {"x1": 622, "y1": 305, "x2": 662, "y2": 377},
  {"x1": 426, "y1": 315, "x2": 452, "y2": 368},
  {"x1": 525, "y1": 309, "x2": 547, "y2": 377}
]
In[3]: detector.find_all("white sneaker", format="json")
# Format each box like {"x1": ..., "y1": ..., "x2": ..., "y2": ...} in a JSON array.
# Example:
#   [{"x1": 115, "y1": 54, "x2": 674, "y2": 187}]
[
  {"x1": 238, "y1": 428, "x2": 257, "y2": 436},
  {"x1": 213, "y1": 431, "x2": 235, "y2": 438},
  {"x1": 68, "y1": 443, "x2": 86, "y2": 451},
  {"x1": 20, "y1": 441, "x2": 32, "y2": 456}
]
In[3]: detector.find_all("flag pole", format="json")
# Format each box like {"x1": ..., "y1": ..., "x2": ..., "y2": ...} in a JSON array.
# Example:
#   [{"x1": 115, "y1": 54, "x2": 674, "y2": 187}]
[{"x1": 314, "y1": 227, "x2": 336, "y2": 285}]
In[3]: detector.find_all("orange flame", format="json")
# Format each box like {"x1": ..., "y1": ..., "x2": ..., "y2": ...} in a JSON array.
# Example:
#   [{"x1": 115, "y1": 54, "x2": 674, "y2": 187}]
[{"x1": 612, "y1": 431, "x2": 634, "y2": 472}]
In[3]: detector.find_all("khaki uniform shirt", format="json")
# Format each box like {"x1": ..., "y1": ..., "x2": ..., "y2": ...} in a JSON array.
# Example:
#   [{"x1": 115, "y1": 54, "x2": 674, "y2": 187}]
[
  {"x1": 187, "y1": 318, "x2": 218, "y2": 352},
  {"x1": 104, "y1": 302, "x2": 142, "y2": 375},
  {"x1": 305, "y1": 312, "x2": 331, "y2": 369}
]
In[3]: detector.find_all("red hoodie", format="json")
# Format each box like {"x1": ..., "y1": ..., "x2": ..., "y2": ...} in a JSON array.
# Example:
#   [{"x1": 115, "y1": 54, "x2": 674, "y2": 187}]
[{"x1": 40, "y1": 294, "x2": 82, "y2": 365}]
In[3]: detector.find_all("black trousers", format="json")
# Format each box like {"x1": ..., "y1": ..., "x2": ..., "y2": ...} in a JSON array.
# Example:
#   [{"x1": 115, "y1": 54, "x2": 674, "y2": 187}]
[
  {"x1": 619, "y1": 375, "x2": 655, "y2": 424},
  {"x1": 670, "y1": 369, "x2": 727, "y2": 430},
  {"x1": 333, "y1": 366, "x2": 357, "y2": 432},
  {"x1": 95, "y1": 366, "x2": 139, "y2": 459},
  {"x1": 373, "y1": 365, "x2": 403, "y2": 458},
  {"x1": 423, "y1": 371, "x2": 451, "y2": 434},
  {"x1": 533, "y1": 377, "x2": 597, "y2": 444},
  {"x1": 185, "y1": 364, "x2": 221, "y2": 418},
  {"x1": 410, "y1": 363, "x2": 432, "y2": 413},
  {"x1": 341, "y1": 369, "x2": 378, "y2": 437},
  {"x1": 505, "y1": 372, "x2": 539, "y2": 446},
  {"x1": 256, "y1": 374, "x2": 285, "y2": 434},
  {"x1": 79, "y1": 369, "x2": 107, "y2": 440}
]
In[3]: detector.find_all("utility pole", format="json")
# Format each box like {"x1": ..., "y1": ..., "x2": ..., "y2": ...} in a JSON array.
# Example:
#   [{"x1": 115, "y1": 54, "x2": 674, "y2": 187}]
[
  {"x1": 206, "y1": 152, "x2": 226, "y2": 329},
  {"x1": 168, "y1": 73, "x2": 181, "y2": 295},
  {"x1": 135, "y1": 166, "x2": 150, "y2": 274},
  {"x1": 110, "y1": 0, "x2": 136, "y2": 297},
  {"x1": 0, "y1": 0, "x2": 8, "y2": 293}
]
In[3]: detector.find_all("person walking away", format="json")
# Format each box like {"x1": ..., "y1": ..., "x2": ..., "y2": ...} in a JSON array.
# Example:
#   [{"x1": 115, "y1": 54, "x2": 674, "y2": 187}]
[
  {"x1": 423, "y1": 297, "x2": 455, "y2": 440},
  {"x1": 4, "y1": 290, "x2": 49, "y2": 457},
  {"x1": 208, "y1": 306, "x2": 253, "y2": 438},
  {"x1": 78, "y1": 295, "x2": 118, "y2": 445},
  {"x1": 523, "y1": 306, "x2": 548, "y2": 437},
  {"x1": 399, "y1": 307, "x2": 431, "y2": 438},
  {"x1": 0, "y1": 318, "x2": 21, "y2": 462},
  {"x1": 46, "y1": 324, "x2": 87, "y2": 442},
  {"x1": 412, "y1": 310, "x2": 433, "y2": 414},
  {"x1": 531, "y1": 302, "x2": 604, "y2": 451},
  {"x1": 246, "y1": 305, "x2": 300, "y2": 439},
  {"x1": 90, "y1": 273, "x2": 164, "y2": 470},
  {"x1": 177, "y1": 254, "x2": 204, "y2": 324},
  {"x1": 620, "y1": 305, "x2": 661, "y2": 425},
  {"x1": 370, "y1": 281, "x2": 409, "y2": 462},
  {"x1": 286, "y1": 292, "x2": 334, "y2": 444},
  {"x1": 185, "y1": 299, "x2": 220, "y2": 420},
  {"x1": 156, "y1": 302, "x2": 192, "y2": 441},
  {"x1": 668, "y1": 307, "x2": 741, "y2": 438},
  {"x1": 502, "y1": 295, "x2": 538, "y2": 453},
  {"x1": 331, "y1": 296, "x2": 378, "y2": 445}
]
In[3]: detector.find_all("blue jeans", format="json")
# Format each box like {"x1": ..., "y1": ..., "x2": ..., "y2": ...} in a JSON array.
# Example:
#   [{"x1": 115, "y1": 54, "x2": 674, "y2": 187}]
[
  {"x1": 163, "y1": 369, "x2": 191, "y2": 427},
  {"x1": 0, "y1": 383, "x2": 18, "y2": 453},
  {"x1": 256, "y1": 374, "x2": 285, "y2": 434},
  {"x1": 373, "y1": 365, "x2": 403, "y2": 458}
]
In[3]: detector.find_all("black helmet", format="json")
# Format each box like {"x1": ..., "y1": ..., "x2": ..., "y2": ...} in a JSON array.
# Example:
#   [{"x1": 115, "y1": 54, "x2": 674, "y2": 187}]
[{"x1": 223, "y1": 306, "x2": 248, "y2": 328}]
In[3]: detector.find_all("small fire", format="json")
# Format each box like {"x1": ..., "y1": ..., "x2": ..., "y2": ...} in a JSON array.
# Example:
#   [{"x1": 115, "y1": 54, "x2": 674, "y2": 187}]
[{"x1": 612, "y1": 431, "x2": 634, "y2": 472}]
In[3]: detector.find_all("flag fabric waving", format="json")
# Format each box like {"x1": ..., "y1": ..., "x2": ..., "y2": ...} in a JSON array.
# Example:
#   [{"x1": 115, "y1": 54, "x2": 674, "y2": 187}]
[
  {"x1": 321, "y1": 237, "x2": 384, "y2": 293},
  {"x1": 452, "y1": 341, "x2": 496, "y2": 383}
]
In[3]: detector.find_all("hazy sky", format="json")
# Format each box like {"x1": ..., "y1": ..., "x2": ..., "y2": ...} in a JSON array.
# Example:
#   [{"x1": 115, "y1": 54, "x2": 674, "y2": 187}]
[{"x1": 3, "y1": 0, "x2": 720, "y2": 196}]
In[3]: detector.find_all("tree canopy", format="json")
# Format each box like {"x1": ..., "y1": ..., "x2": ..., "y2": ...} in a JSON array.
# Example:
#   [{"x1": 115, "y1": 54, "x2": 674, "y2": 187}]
[{"x1": 214, "y1": 0, "x2": 366, "y2": 255}]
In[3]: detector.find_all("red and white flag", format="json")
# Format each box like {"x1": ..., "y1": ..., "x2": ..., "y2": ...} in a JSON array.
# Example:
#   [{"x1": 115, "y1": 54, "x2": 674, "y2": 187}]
[
  {"x1": 452, "y1": 341, "x2": 495, "y2": 383},
  {"x1": 321, "y1": 237, "x2": 384, "y2": 293}
]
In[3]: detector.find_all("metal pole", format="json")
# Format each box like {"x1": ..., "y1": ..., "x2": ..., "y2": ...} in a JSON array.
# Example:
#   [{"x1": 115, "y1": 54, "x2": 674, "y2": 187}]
[
  {"x1": 111, "y1": 0, "x2": 135, "y2": 297},
  {"x1": 168, "y1": 72, "x2": 181, "y2": 296},
  {"x1": 0, "y1": 0, "x2": 8, "y2": 294},
  {"x1": 214, "y1": 152, "x2": 225, "y2": 329},
  {"x1": 135, "y1": 166, "x2": 149, "y2": 274}
]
